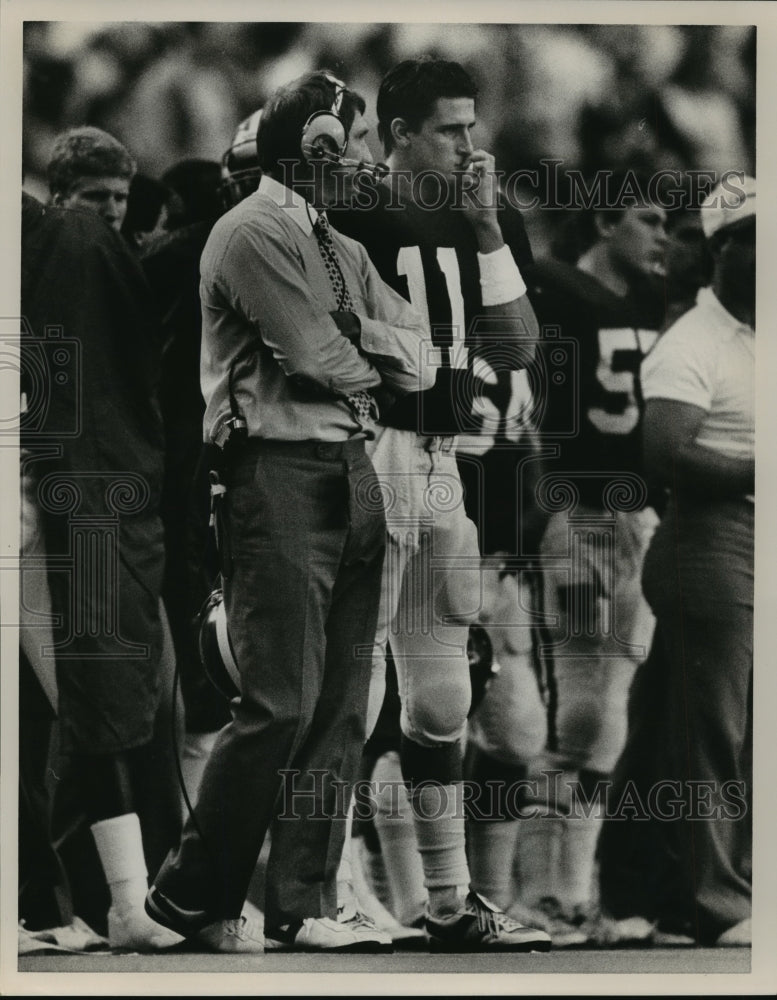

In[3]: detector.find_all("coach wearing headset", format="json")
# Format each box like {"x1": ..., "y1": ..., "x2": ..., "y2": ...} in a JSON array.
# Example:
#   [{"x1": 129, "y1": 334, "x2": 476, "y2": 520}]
[{"x1": 145, "y1": 71, "x2": 433, "y2": 954}]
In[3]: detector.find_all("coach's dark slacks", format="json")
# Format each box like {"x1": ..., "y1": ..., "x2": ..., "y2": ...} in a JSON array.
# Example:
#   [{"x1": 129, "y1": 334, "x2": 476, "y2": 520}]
[
  {"x1": 153, "y1": 438, "x2": 386, "y2": 926},
  {"x1": 599, "y1": 495, "x2": 752, "y2": 943}
]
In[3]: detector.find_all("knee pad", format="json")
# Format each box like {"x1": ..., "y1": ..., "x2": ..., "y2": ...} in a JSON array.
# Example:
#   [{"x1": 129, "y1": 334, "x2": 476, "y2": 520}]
[
  {"x1": 400, "y1": 672, "x2": 471, "y2": 747},
  {"x1": 553, "y1": 657, "x2": 637, "y2": 773},
  {"x1": 469, "y1": 651, "x2": 548, "y2": 766}
]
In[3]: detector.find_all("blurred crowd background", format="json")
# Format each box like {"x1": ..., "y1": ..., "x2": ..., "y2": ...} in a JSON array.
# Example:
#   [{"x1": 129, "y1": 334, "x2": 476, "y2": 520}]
[{"x1": 23, "y1": 21, "x2": 756, "y2": 255}]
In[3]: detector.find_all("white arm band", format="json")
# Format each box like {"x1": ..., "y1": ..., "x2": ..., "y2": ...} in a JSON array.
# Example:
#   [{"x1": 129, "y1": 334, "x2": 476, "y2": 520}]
[{"x1": 477, "y1": 244, "x2": 527, "y2": 306}]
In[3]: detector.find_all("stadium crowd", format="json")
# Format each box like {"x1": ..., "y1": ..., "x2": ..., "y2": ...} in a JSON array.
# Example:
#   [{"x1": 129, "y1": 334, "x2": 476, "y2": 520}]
[{"x1": 18, "y1": 22, "x2": 755, "y2": 957}]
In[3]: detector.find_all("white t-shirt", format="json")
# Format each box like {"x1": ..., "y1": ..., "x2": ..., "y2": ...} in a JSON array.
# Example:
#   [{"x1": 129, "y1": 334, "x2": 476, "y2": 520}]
[{"x1": 641, "y1": 286, "x2": 754, "y2": 462}]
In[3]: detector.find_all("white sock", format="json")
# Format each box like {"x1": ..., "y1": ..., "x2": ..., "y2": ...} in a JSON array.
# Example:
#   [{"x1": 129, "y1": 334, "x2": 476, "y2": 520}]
[
  {"x1": 91, "y1": 813, "x2": 182, "y2": 949},
  {"x1": 513, "y1": 812, "x2": 564, "y2": 911},
  {"x1": 371, "y1": 751, "x2": 427, "y2": 925},
  {"x1": 467, "y1": 819, "x2": 522, "y2": 911},
  {"x1": 411, "y1": 782, "x2": 470, "y2": 914},
  {"x1": 557, "y1": 812, "x2": 603, "y2": 915}
]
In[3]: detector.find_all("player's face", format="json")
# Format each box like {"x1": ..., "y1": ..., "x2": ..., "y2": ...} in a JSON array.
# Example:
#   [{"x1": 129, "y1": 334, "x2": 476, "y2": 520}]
[
  {"x1": 609, "y1": 205, "x2": 668, "y2": 279},
  {"x1": 55, "y1": 175, "x2": 130, "y2": 231},
  {"x1": 405, "y1": 97, "x2": 477, "y2": 179},
  {"x1": 346, "y1": 111, "x2": 373, "y2": 168}
]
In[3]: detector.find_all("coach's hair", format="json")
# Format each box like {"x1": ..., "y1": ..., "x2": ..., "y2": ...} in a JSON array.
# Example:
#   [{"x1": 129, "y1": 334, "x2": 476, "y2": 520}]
[
  {"x1": 47, "y1": 126, "x2": 136, "y2": 197},
  {"x1": 376, "y1": 57, "x2": 479, "y2": 155},
  {"x1": 256, "y1": 70, "x2": 366, "y2": 178}
]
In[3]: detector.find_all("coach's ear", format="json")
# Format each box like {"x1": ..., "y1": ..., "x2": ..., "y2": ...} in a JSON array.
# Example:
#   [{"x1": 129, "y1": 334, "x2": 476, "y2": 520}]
[{"x1": 390, "y1": 116, "x2": 412, "y2": 149}]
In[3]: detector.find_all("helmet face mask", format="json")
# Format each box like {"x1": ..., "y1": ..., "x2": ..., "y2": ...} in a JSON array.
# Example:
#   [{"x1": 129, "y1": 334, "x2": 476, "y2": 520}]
[{"x1": 219, "y1": 109, "x2": 263, "y2": 210}]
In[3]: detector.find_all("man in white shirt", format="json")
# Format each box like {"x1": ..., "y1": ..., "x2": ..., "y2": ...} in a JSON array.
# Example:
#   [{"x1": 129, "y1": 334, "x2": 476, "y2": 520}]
[{"x1": 599, "y1": 175, "x2": 755, "y2": 948}]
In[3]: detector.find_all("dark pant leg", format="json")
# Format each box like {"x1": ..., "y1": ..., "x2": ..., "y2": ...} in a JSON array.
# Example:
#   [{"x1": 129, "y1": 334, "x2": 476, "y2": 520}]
[
  {"x1": 19, "y1": 653, "x2": 73, "y2": 929},
  {"x1": 152, "y1": 442, "x2": 382, "y2": 919},
  {"x1": 265, "y1": 549, "x2": 384, "y2": 924},
  {"x1": 598, "y1": 636, "x2": 674, "y2": 921},
  {"x1": 650, "y1": 607, "x2": 752, "y2": 942},
  {"x1": 641, "y1": 498, "x2": 753, "y2": 942},
  {"x1": 264, "y1": 445, "x2": 386, "y2": 925}
]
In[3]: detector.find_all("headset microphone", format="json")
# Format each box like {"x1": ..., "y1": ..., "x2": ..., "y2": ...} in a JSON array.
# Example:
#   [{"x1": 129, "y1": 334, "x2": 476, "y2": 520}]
[{"x1": 302, "y1": 139, "x2": 390, "y2": 180}]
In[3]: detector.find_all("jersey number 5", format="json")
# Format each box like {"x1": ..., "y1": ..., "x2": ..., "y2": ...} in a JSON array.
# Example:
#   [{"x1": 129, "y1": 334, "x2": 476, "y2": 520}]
[{"x1": 588, "y1": 327, "x2": 658, "y2": 435}]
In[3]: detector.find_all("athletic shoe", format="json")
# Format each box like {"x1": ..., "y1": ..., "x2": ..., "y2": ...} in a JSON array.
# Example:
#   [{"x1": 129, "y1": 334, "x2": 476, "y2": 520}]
[
  {"x1": 194, "y1": 914, "x2": 264, "y2": 953},
  {"x1": 264, "y1": 910, "x2": 393, "y2": 953},
  {"x1": 337, "y1": 903, "x2": 394, "y2": 950},
  {"x1": 144, "y1": 885, "x2": 264, "y2": 954},
  {"x1": 425, "y1": 891, "x2": 552, "y2": 952}
]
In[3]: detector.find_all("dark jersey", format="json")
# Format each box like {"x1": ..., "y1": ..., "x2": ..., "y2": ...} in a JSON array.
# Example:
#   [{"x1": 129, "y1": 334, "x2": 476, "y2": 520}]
[
  {"x1": 526, "y1": 257, "x2": 665, "y2": 508},
  {"x1": 330, "y1": 182, "x2": 534, "y2": 437}
]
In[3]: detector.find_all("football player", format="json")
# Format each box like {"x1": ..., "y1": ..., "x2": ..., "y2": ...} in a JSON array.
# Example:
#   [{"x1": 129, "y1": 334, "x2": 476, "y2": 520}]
[
  {"x1": 509, "y1": 177, "x2": 668, "y2": 940},
  {"x1": 331, "y1": 57, "x2": 550, "y2": 952},
  {"x1": 47, "y1": 126, "x2": 135, "y2": 232}
]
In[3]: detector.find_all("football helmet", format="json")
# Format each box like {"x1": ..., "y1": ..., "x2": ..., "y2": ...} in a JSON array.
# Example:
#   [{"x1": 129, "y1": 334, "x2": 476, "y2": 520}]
[
  {"x1": 197, "y1": 587, "x2": 241, "y2": 700},
  {"x1": 219, "y1": 108, "x2": 263, "y2": 210}
]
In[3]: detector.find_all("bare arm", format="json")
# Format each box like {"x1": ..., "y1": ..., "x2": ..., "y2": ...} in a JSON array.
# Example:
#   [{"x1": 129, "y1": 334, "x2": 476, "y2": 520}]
[
  {"x1": 643, "y1": 398, "x2": 754, "y2": 498},
  {"x1": 463, "y1": 149, "x2": 538, "y2": 365}
]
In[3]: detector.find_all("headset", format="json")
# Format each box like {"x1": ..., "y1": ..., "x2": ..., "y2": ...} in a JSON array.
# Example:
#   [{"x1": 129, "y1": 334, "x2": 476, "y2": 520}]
[{"x1": 301, "y1": 73, "x2": 389, "y2": 180}]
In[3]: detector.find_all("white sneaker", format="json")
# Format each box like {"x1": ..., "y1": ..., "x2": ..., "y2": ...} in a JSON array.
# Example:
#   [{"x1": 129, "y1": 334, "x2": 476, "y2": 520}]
[
  {"x1": 347, "y1": 864, "x2": 427, "y2": 948},
  {"x1": 265, "y1": 910, "x2": 392, "y2": 953},
  {"x1": 337, "y1": 903, "x2": 394, "y2": 949},
  {"x1": 195, "y1": 914, "x2": 264, "y2": 954},
  {"x1": 144, "y1": 885, "x2": 263, "y2": 953}
]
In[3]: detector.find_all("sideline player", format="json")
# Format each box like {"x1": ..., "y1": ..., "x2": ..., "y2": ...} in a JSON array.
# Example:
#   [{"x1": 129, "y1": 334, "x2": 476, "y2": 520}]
[
  {"x1": 507, "y1": 176, "x2": 667, "y2": 940},
  {"x1": 48, "y1": 126, "x2": 134, "y2": 232},
  {"x1": 332, "y1": 57, "x2": 550, "y2": 951}
]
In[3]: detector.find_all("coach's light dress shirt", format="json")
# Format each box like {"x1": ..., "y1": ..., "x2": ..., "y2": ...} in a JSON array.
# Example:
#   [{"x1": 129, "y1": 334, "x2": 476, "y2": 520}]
[{"x1": 200, "y1": 174, "x2": 433, "y2": 443}]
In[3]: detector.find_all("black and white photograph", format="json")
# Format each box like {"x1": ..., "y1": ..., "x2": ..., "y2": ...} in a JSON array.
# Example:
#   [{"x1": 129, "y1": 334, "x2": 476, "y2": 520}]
[{"x1": 2, "y1": 1, "x2": 776, "y2": 995}]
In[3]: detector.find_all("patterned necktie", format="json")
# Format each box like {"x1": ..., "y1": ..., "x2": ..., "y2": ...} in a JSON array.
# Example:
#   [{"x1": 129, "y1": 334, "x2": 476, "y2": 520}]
[{"x1": 313, "y1": 213, "x2": 379, "y2": 428}]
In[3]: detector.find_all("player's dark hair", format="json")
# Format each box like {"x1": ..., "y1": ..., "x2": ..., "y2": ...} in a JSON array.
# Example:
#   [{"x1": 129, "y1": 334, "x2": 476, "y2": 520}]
[
  {"x1": 162, "y1": 159, "x2": 223, "y2": 225},
  {"x1": 121, "y1": 174, "x2": 176, "y2": 240},
  {"x1": 377, "y1": 58, "x2": 479, "y2": 155},
  {"x1": 47, "y1": 126, "x2": 135, "y2": 196},
  {"x1": 256, "y1": 70, "x2": 366, "y2": 178}
]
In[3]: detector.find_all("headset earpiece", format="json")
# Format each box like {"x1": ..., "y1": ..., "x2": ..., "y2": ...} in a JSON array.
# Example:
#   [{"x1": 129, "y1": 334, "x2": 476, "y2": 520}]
[
  {"x1": 300, "y1": 73, "x2": 349, "y2": 165},
  {"x1": 301, "y1": 110, "x2": 348, "y2": 164}
]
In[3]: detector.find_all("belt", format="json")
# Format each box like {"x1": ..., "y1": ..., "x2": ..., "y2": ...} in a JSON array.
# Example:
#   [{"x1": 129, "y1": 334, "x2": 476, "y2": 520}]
[
  {"x1": 415, "y1": 435, "x2": 456, "y2": 453},
  {"x1": 235, "y1": 437, "x2": 367, "y2": 460}
]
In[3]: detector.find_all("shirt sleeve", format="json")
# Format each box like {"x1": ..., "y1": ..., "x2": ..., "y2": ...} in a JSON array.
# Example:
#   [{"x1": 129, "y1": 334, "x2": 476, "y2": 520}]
[
  {"x1": 640, "y1": 321, "x2": 714, "y2": 411},
  {"x1": 215, "y1": 219, "x2": 382, "y2": 397},
  {"x1": 354, "y1": 244, "x2": 438, "y2": 395}
]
